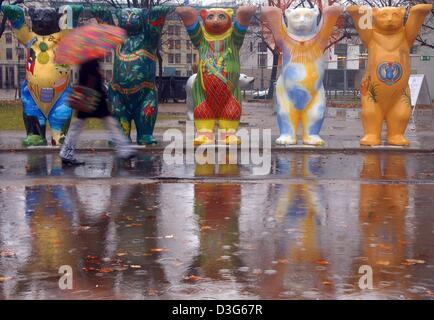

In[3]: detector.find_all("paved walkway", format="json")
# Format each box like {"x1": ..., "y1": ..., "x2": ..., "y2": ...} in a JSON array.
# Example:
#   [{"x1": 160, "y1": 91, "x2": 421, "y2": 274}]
[{"x1": 1, "y1": 101, "x2": 434, "y2": 151}]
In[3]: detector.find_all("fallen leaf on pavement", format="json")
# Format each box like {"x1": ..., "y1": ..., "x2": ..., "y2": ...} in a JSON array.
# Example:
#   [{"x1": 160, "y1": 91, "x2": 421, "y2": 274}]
[
  {"x1": 0, "y1": 250, "x2": 16, "y2": 257},
  {"x1": 0, "y1": 276, "x2": 12, "y2": 282},
  {"x1": 315, "y1": 259, "x2": 329, "y2": 265},
  {"x1": 376, "y1": 260, "x2": 390, "y2": 266},
  {"x1": 184, "y1": 275, "x2": 200, "y2": 282},
  {"x1": 402, "y1": 259, "x2": 426, "y2": 266}
]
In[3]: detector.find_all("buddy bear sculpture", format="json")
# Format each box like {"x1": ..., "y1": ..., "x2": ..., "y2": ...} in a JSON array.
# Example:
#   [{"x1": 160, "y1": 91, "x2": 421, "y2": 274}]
[
  {"x1": 348, "y1": 4, "x2": 432, "y2": 146},
  {"x1": 262, "y1": 5, "x2": 342, "y2": 145},
  {"x1": 92, "y1": 6, "x2": 171, "y2": 145},
  {"x1": 176, "y1": 6, "x2": 256, "y2": 145},
  {"x1": 0, "y1": 4, "x2": 83, "y2": 146}
]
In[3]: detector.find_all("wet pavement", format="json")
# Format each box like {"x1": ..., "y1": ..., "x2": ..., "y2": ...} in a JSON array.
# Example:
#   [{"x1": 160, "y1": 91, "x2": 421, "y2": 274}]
[{"x1": 0, "y1": 150, "x2": 433, "y2": 300}]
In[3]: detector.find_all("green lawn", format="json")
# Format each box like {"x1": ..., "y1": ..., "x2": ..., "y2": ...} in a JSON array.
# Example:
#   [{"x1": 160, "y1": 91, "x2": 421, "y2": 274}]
[{"x1": 0, "y1": 102, "x2": 180, "y2": 131}]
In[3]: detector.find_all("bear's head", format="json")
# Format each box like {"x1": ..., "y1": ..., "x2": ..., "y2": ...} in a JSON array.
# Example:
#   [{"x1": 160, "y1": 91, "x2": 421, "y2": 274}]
[
  {"x1": 200, "y1": 8, "x2": 233, "y2": 35},
  {"x1": 117, "y1": 8, "x2": 144, "y2": 34},
  {"x1": 28, "y1": 7, "x2": 62, "y2": 36},
  {"x1": 373, "y1": 7, "x2": 405, "y2": 33},
  {"x1": 284, "y1": 7, "x2": 320, "y2": 39}
]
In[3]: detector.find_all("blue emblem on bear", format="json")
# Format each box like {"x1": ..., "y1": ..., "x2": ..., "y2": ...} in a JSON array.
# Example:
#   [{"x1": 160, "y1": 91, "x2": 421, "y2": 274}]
[{"x1": 377, "y1": 62, "x2": 402, "y2": 86}]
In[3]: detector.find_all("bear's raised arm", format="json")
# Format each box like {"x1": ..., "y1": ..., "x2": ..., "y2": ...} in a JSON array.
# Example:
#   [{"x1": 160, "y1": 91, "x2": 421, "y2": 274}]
[
  {"x1": 347, "y1": 5, "x2": 373, "y2": 47},
  {"x1": 0, "y1": 4, "x2": 33, "y2": 45},
  {"x1": 236, "y1": 5, "x2": 256, "y2": 27},
  {"x1": 69, "y1": 5, "x2": 83, "y2": 28},
  {"x1": 261, "y1": 6, "x2": 287, "y2": 48},
  {"x1": 405, "y1": 4, "x2": 432, "y2": 46},
  {"x1": 176, "y1": 6, "x2": 198, "y2": 28},
  {"x1": 176, "y1": 6, "x2": 203, "y2": 49},
  {"x1": 317, "y1": 5, "x2": 343, "y2": 49},
  {"x1": 91, "y1": 6, "x2": 115, "y2": 25},
  {"x1": 146, "y1": 6, "x2": 172, "y2": 35},
  {"x1": 233, "y1": 6, "x2": 255, "y2": 48}
]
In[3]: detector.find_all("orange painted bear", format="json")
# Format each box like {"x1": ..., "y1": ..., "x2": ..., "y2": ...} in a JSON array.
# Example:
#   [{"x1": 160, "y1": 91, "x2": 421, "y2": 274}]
[{"x1": 348, "y1": 5, "x2": 432, "y2": 146}]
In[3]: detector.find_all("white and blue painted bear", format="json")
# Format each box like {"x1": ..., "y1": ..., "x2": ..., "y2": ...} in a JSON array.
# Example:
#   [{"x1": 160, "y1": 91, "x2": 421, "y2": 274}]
[{"x1": 262, "y1": 5, "x2": 342, "y2": 145}]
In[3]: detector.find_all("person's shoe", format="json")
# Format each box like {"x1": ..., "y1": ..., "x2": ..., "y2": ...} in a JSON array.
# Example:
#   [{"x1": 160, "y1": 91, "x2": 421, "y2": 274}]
[
  {"x1": 61, "y1": 158, "x2": 85, "y2": 166},
  {"x1": 119, "y1": 150, "x2": 138, "y2": 161}
]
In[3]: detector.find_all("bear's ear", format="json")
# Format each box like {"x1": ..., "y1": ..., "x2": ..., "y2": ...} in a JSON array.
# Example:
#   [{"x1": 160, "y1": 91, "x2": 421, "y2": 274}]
[
  {"x1": 283, "y1": 8, "x2": 291, "y2": 28},
  {"x1": 284, "y1": 8, "x2": 291, "y2": 20},
  {"x1": 28, "y1": 7, "x2": 36, "y2": 18},
  {"x1": 372, "y1": 7, "x2": 378, "y2": 16},
  {"x1": 141, "y1": 8, "x2": 149, "y2": 21},
  {"x1": 115, "y1": 9, "x2": 123, "y2": 22},
  {"x1": 200, "y1": 9, "x2": 207, "y2": 22},
  {"x1": 311, "y1": 6, "x2": 321, "y2": 25},
  {"x1": 224, "y1": 8, "x2": 233, "y2": 19}
]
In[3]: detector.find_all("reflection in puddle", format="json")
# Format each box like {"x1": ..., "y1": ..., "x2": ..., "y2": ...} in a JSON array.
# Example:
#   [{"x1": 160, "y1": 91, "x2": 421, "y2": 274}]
[{"x1": 0, "y1": 152, "x2": 433, "y2": 299}]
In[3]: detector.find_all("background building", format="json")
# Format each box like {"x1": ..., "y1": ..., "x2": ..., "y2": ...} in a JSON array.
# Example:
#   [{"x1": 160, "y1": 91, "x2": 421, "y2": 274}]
[
  {"x1": 1, "y1": 6, "x2": 433, "y2": 98},
  {"x1": 0, "y1": 27, "x2": 26, "y2": 91}
]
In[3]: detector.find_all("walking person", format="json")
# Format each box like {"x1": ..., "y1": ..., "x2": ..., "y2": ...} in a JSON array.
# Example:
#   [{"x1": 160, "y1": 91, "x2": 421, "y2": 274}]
[{"x1": 60, "y1": 58, "x2": 136, "y2": 166}]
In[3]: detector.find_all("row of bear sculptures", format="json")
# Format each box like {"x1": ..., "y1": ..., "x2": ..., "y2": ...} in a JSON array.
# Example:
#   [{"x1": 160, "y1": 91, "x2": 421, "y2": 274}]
[{"x1": 1, "y1": 3, "x2": 432, "y2": 147}]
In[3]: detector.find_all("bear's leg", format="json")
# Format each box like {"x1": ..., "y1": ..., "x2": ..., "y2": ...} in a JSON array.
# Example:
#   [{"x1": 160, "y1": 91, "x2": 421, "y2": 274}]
[
  {"x1": 110, "y1": 89, "x2": 133, "y2": 143},
  {"x1": 219, "y1": 95, "x2": 242, "y2": 145},
  {"x1": 275, "y1": 80, "x2": 297, "y2": 145},
  {"x1": 135, "y1": 89, "x2": 158, "y2": 145},
  {"x1": 193, "y1": 79, "x2": 217, "y2": 146},
  {"x1": 360, "y1": 95, "x2": 383, "y2": 146},
  {"x1": 302, "y1": 92, "x2": 326, "y2": 146},
  {"x1": 47, "y1": 86, "x2": 73, "y2": 146},
  {"x1": 194, "y1": 100, "x2": 216, "y2": 145},
  {"x1": 385, "y1": 90, "x2": 411, "y2": 146},
  {"x1": 21, "y1": 83, "x2": 47, "y2": 147}
]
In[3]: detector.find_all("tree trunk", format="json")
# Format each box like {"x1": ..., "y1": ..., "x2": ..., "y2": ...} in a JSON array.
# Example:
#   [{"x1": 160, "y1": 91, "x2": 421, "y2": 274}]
[
  {"x1": 266, "y1": 49, "x2": 279, "y2": 100},
  {"x1": 157, "y1": 47, "x2": 163, "y2": 102}
]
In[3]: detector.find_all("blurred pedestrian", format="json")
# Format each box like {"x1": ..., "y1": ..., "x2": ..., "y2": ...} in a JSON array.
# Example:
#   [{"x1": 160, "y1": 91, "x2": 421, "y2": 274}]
[{"x1": 60, "y1": 58, "x2": 136, "y2": 166}]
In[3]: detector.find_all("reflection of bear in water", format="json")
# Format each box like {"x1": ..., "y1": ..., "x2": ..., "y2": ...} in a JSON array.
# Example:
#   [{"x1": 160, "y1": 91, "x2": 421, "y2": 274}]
[
  {"x1": 0, "y1": 4, "x2": 83, "y2": 146},
  {"x1": 186, "y1": 158, "x2": 242, "y2": 279},
  {"x1": 358, "y1": 154, "x2": 409, "y2": 291},
  {"x1": 348, "y1": 4, "x2": 432, "y2": 146}
]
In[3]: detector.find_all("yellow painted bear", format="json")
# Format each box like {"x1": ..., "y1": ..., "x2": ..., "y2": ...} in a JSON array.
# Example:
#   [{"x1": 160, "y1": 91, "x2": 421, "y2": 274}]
[{"x1": 348, "y1": 5, "x2": 432, "y2": 146}]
